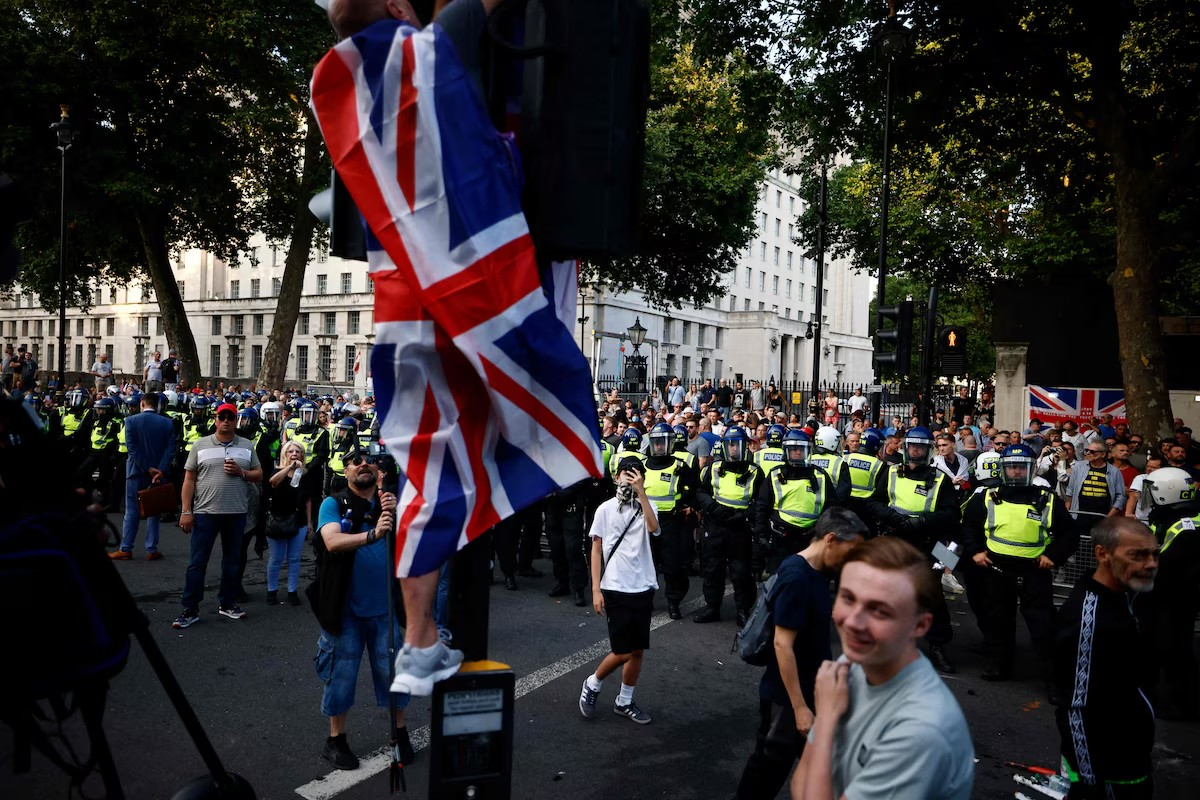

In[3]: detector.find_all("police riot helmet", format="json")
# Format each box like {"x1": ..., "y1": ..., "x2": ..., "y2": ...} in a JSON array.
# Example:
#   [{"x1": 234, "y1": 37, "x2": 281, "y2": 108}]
[
  {"x1": 710, "y1": 440, "x2": 724, "y2": 462},
  {"x1": 162, "y1": 390, "x2": 178, "y2": 411},
  {"x1": 973, "y1": 451, "x2": 1003, "y2": 487},
  {"x1": 814, "y1": 425, "x2": 841, "y2": 454},
  {"x1": 191, "y1": 395, "x2": 210, "y2": 414},
  {"x1": 65, "y1": 388, "x2": 86, "y2": 409},
  {"x1": 860, "y1": 428, "x2": 884, "y2": 456},
  {"x1": 902, "y1": 426, "x2": 936, "y2": 466},
  {"x1": 782, "y1": 429, "x2": 811, "y2": 467},
  {"x1": 24, "y1": 393, "x2": 43, "y2": 414},
  {"x1": 298, "y1": 400, "x2": 318, "y2": 427},
  {"x1": 260, "y1": 401, "x2": 282, "y2": 429},
  {"x1": 106, "y1": 384, "x2": 119, "y2": 397},
  {"x1": 648, "y1": 422, "x2": 674, "y2": 457},
  {"x1": 766, "y1": 424, "x2": 787, "y2": 449},
  {"x1": 94, "y1": 396, "x2": 116, "y2": 418},
  {"x1": 236, "y1": 407, "x2": 259, "y2": 435},
  {"x1": 672, "y1": 424, "x2": 688, "y2": 451},
  {"x1": 620, "y1": 427, "x2": 642, "y2": 452},
  {"x1": 1000, "y1": 443, "x2": 1037, "y2": 487},
  {"x1": 335, "y1": 417, "x2": 358, "y2": 443},
  {"x1": 721, "y1": 426, "x2": 750, "y2": 463},
  {"x1": 1139, "y1": 466, "x2": 1197, "y2": 513},
  {"x1": 118, "y1": 396, "x2": 137, "y2": 417}
]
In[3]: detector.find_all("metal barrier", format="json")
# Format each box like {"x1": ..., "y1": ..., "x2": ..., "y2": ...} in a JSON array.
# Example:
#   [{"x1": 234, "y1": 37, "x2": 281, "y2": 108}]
[{"x1": 1052, "y1": 510, "x2": 1107, "y2": 597}]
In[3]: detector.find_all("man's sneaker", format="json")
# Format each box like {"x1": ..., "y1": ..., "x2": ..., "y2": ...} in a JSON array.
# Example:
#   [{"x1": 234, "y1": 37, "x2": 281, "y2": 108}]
[
  {"x1": 941, "y1": 572, "x2": 965, "y2": 594},
  {"x1": 579, "y1": 679, "x2": 599, "y2": 719},
  {"x1": 108, "y1": 549, "x2": 132, "y2": 561},
  {"x1": 218, "y1": 605, "x2": 247, "y2": 620},
  {"x1": 322, "y1": 733, "x2": 359, "y2": 770},
  {"x1": 172, "y1": 610, "x2": 200, "y2": 629},
  {"x1": 390, "y1": 641, "x2": 464, "y2": 696},
  {"x1": 613, "y1": 701, "x2": 651, "y2": 725}
]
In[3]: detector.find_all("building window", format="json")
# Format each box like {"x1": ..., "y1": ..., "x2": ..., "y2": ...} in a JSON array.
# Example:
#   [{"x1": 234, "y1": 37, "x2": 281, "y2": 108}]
[
  {"x1": 49, "y1": 319, "x2": 55, "y2": 337},
  {"x1": 744, "y1": 298, "x2": 751, "y2": 311},
  {"x1": 177, "y1": 281, "x2": 185, "y2": 299},
  {"x1": 296, "y1": 345, "x2": 308, "y2": 381},
  {"x1": 715, "y1": 328, "x2": 723, "y2": 349},
  {"x1": 773, "y1": 275, "x2": 780, "y2": 295},
  {"x1": 272, "y1": 277, "x2": 282, "y2": 297},
  {"x1": 682, "y1": 355, "x2": 691, "y2": 380},
  {"x1": 253, "y1": 314, "x2": 264, "y2": 335},
  {"x1": 91, "y1": 317, "x2": 100, "y2": 336},
  {"x1": 105, "y1": 318, "x2": 114, "y2": 336},
  {"x1": 743, "y1": 267, "x2": 751, "y2": 288},
  {"x1": 789, "y1": 196, "x2": 795, "y2": 212},
  {"x1": 697, "y1": 324, "x2": 706, "y2": 348},
  {"x1": 323, "y1": 311, "x2": 337, "y2": 335},
  {"x1": 759, "y1": 242, "x2": 767, "y2": 260},
  {"x1": 785, "y1": 307, "x2": 791, "y2": 318},
  {"x1": 156, "y1": 316, "x2": 164, "y2": 336},
  {"x1": 682, "y1": 321, "x2": 690, "y2": 345},
  {"x1": 210, "y1": 344, "x2": 221, "y2": 377},
  {"x1": 759, "y1": 272, "x2": 765, "y2": 291},
  {"x1": 775, "y1": 189, "x2": 781, "y2": 207},
  {"x1": 319, "y1": 345, "x2": 333, "y2": 380},
  {"x1": 94, "y1": 287, "x2": 102, "y2": 306},
  {"x1": 788, "y1": 223, "x2": 794, "y2": 240},
  {"x1": 76, "y1": 318, "x2": 84, "y2": 336},
  {"x1": 211, "y1": 316, "x2": 222, "y2": 335},
  {"x1": 810, "y1": 286, "x2": 817, "y2": 302},
  {"x1": 345, "y1": 345, "x2": 357, "y2": 383},
  {"x1": 299, "y1": 313, "x2": 310, "y2": 335},
  {"x1": 36, "y1": 319, "x2": 43, "y2": 336},
  {"x1": 665, "y1": 353, "x2": 676, "y2": 378},
  {"x1": 786, "y1": 279, "x2": 793, "y2": 298},
  {"x1": 233, "y1": 314, "x2": 244, "y2": 335},
  {"x1": 663, "y1": 319, "x2": 673, "y2": 341},
  {"x1": 230, "y1": 280, "x2": 240, "y2": 299},
  {"x1": 787, "y1": 251, "x2": 793, "y2": 269},
  {"x1": 228, "y1": 344, "x2": 241, "y2": 377},
  {"x1": 759, "y1": 301, "x2": 766, "y2": 311},
  {"x1": 74, "y1": 344, "x2": 83, "y2": 371},
  {"x1": 759, "y1": 212, "x2": 767, "y2": 230},
  {"x1": 251, "y1": 278, "x2": 260, "y2": 298},
  {"x1": 773, "y1": 246, "x2": 780, "y2": 265},
  {"x1": 251, "y1": 345, "x2": 263, "y2": 377},
  {"x1": 774, "y1": 219, "x2": 781, "y2": 236},
  {"x1": 348, "y1": 310, "x2": 360, "y2": 334},
  {"x1": 20, "y1": 320, "x2": 28, "y2": 336},
  {"x1": 317, "y1": 274, "x2": 328, "y2": 295},
  {"x1": 729, "y1": 295, "x2": 736, "y2": 312},
  {"x1": 341, "y1": 272, "x2": 352, "y2": 294},
  {"x1": 823, "y1": 288, "x2": 829, "y2": 306}
]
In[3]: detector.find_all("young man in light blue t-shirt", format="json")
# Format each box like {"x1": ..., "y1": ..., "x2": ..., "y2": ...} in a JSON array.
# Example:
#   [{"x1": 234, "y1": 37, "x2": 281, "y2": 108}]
[{"x1": 792, "y1": 537, "x2": 975, "y2": 800}]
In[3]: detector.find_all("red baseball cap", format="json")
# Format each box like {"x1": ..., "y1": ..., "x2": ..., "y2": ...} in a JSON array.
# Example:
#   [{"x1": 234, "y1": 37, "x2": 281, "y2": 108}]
[{"x1": 216, "y1": 403, "x2": 238, "y2": 416}]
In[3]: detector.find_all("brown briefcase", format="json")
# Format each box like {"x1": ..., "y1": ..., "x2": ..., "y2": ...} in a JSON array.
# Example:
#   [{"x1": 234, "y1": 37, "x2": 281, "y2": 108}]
[{"x1": 137, "y1": 482, "x2": 177, "y2": 519}]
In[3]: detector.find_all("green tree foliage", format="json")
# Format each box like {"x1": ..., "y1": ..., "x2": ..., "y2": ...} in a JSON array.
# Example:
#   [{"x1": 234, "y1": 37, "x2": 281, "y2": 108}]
[
  {"x1": 590, "y1": 0, "x2": 779, "y2": 309},
  {"x1": 777, "y1": 1, "x2": 1200, "y2": 438}
]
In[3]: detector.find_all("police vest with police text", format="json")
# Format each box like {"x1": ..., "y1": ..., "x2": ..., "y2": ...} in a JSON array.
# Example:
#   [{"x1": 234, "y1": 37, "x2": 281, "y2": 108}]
[
  {"x1": 846, "y1": 453, "x2": 884, "y2": 499},
  {"x1": 982, "y1": 489, "x2": 1054, "y2": 558},
  {"x1": 769, "y1": 469, "x2": 828, "y2": 529},
  {"x1": 886, "y1": 465, "x2": 944, "y2": 517},
  {"x1": 809, "y1": 451, "x2": 845, "y2": 484},
  {"x1": 644, "y1": 458, "x2": 683, "y2": 512},
  {"x1": 1161, "y1": 514, "x2": 1199, "y2": 555},
  {"x1": 754, "y1": 446, "x2": 785, "y2": 475}
]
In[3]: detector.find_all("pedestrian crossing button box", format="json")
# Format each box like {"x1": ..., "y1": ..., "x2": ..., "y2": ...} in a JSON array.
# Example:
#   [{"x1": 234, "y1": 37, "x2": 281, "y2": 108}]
[{"x1": 429, "y1": 662, "x2": 514, "y2": 800}]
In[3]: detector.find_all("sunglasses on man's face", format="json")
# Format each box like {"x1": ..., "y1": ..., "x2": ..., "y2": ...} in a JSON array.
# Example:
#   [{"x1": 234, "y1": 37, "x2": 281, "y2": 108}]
[
  {"x1": 346, "y1": 453, "x2": 379, "y2": 467},
  {"x1": 216, "y1": 412, "x2": 236, "y2": 422}
]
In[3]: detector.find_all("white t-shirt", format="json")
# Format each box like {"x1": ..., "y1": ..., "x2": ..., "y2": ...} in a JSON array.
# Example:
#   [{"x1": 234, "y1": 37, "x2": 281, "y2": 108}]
[
  {"x1": 589, "y1": 497, "x2": 659, "y2": 593},
  {"x1": 144, "y1": 359, "x2": 163, "y2": 381},
  {"x1": 848, "y1": 394, "x2": 868, "y2": 414},
  {"x1": 1128, "y1": 473, "x2": 1150, "y2": 521},
  {"x1": 92, "y1": 360, "x2": 113, "y2": 378}
]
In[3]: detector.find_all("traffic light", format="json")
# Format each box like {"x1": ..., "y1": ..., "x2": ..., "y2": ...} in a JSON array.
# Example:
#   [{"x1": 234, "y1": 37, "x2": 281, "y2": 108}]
[
  {"x1": 874, "y1": 300, "x2": 915, "y2": 377},
  {"x1": 308, "y1": 170, "x2": 367, "y2": 262},
  {"x1": 939, "y1": 326, "x2": 967, "y2": 377}
]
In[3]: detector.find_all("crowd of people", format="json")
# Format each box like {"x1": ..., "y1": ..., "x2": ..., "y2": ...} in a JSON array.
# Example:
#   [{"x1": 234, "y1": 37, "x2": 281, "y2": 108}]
[{"x1": 18, "y1": 363, "x2": 1197, "y2": 797}]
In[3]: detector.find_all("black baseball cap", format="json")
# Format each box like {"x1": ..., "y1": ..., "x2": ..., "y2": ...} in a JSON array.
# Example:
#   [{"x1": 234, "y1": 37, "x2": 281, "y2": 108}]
[{"x1": 616, "y1": 457, "x2": 644, "y2": 476}]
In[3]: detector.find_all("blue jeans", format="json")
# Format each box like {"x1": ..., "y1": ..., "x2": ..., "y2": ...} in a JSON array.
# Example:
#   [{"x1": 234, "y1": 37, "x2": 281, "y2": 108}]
[
  {"x1": 719, "y1": 406, "x2": 730, "y2": 423},
  {"x1": 315, "y1": 611, "x2": 411, "y2": 717},
  {"x1": 266, "y1": 527, "x2": 306, "y2": 592},
  {"x1": 182, "y1": 513, "x2": 246, "y2": 611},
  {"x1": 120, "y1": 472, "x2": 162, "y2": 554}
]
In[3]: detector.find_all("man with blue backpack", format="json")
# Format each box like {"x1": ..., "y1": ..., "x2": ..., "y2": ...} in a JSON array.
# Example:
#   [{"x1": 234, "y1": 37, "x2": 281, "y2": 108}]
[{"x1": 733, "y1": 507, "x2": 867, "y2": 800}]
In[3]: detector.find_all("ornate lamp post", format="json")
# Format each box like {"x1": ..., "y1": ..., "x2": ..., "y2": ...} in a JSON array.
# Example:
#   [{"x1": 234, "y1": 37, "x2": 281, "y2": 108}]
[{"x1": 50, "y1": 105, "x2": 75, "y2": 389}]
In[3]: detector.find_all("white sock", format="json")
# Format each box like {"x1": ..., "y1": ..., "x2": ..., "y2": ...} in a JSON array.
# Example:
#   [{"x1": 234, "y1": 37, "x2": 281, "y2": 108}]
[
  {"x1": 618, "y1": 683, "x2": 635, "y2": 705},
  {"x1": 586, "y1": 674, "x2": 603, "y2": 692},
  {"x1": 408, "y1": 641, "x2": 444, "y2": 666}
]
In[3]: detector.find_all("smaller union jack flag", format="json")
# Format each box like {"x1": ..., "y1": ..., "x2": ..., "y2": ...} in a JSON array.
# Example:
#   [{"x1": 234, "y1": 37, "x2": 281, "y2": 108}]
[
  {"x1": 311, "y1": 20, "x2": 602, "y2": 578},
  {"x1": 1027, "y1": 385, "x2": 1127, "y2": 425}
]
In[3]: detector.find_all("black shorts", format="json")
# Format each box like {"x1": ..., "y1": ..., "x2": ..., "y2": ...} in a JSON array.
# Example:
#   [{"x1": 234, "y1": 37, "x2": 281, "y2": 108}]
[{"x1": 602, "y1": 589, "x2": 654, "y2": 655}]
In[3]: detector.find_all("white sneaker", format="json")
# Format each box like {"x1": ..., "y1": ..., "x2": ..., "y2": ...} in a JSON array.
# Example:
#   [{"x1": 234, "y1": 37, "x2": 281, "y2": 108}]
[
  {"x1": 390, "y1": 641, "x2": 465, "y2": 696},
  {"x1": 941, "y1": 572, "x2": 965, "y2": 594}
]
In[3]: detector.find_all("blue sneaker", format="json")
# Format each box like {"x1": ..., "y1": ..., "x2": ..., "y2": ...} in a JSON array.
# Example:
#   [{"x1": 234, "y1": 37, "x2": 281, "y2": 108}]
[
  {"x1": 579, "y1": 679, "x2": 599, "y2": 719},
  {"x1": 613, "y1": 701, "x2": 651, "y2": 725}
]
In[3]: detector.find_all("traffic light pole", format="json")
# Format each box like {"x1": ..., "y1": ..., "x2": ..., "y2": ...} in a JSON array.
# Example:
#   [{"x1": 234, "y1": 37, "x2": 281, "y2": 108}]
[
  {"x1": 871, "y1": 55, "x2": 896, "y2": 424},
  {"x1": 810, "y1": 167, "x2": 827, "y2": 403},
  {"x1": 917, "y1": 284, "x2": 938, "y2": 424}
]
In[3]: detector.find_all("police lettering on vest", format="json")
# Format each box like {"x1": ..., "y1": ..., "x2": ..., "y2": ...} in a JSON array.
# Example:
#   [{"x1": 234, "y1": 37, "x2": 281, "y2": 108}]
[
  {"x1": 754, "y1": 446, "x2": 786, "y2": 475},
  {"x1": 846, "y1": 453, "x2": 883, "y2": 499}
]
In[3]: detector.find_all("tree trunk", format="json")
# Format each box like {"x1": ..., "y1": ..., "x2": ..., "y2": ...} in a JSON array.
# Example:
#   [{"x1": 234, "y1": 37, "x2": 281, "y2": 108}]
[
  {"x1": 135, "y1": 209, "x2": 200, "y2": 387},
  {"x1": 1111, "y1": 159, "x2": 1174, "y2": 441},
  {"x1": 257, "y1": 121, "x2": 325, "y2": 390}
]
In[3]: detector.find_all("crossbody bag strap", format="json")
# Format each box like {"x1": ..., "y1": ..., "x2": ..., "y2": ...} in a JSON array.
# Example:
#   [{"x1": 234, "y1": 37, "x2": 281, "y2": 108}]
[{"x1": 599, "y1": 508, "x2": 642, "y2": 581}]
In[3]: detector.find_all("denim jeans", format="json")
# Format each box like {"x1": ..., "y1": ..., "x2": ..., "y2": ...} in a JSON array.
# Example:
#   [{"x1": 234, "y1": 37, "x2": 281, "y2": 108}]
[
  {"x1": 182, "y1": 513, "x2": 246, "y2": 611},
  {"x1": 266, "y1": 527, "x2": 306, "y2": 592},
  {"x1": 315, "y1": 610, "x2": 411, "y2": 717},
  {"x1": 120, "y1": 472, "x2": 161, "y2": 554}
]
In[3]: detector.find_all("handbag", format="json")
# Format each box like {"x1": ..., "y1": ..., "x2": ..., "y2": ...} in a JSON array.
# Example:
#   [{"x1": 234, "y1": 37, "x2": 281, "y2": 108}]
[
  {"x1": 136, "y1": 482, "x2": 177, "y2": 520},
  {"x1": 265, "y1": 512, "x2": 298, "y2": 540}
]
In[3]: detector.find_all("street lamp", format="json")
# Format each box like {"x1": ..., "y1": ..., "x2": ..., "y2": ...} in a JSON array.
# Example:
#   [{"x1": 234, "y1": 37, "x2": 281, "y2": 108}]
[
  {"x1": 50, "y1": 105, "x2": 74, "y2": 391},
  {"x1": 626, "y1": 317, "x2": 647, "y2": 351},
  {"x1": 625, "y1": 317, "x2": 648, "y2": 394}
]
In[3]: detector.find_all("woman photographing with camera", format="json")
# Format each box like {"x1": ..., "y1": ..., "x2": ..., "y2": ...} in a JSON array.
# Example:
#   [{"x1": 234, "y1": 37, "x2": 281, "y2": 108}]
[{"x1": 265, "y1": 441, "x2": 307, "y2": 606}]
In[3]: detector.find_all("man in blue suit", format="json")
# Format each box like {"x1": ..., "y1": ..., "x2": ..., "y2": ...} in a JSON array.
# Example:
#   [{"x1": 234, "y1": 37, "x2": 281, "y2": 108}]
[{"x1": 111, "y1": 391, "x2": 176, "y2": 560}]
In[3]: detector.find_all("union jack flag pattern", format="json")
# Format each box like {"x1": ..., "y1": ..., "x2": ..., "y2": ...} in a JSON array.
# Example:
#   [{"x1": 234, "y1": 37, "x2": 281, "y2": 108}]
[
  {"x1": 1027, "y1": 385, "x2": 1127, "y2": 425},
  {"x1": 311, "y1": 20, "x2": 602, "y2": 578}
]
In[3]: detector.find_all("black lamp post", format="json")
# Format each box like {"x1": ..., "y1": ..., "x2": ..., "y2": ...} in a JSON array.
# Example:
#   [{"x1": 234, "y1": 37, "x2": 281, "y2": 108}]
[
  {"x1": 50, "y1": 105, "x2": 74, "y2": 390},
  {"x1": 626, "y1": 317, "x2": 647, "y2": 394},
  {"x1": 810, "y1": 166, "x2": 828, "y2": 405}
]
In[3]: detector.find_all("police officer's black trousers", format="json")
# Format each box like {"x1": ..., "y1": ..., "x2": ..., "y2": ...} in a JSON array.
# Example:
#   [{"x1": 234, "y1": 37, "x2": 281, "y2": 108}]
[
  {"x1": 514, "y1": 503, "x2": 544, "y2": 572},
  {"x1": 926, "y1": 587, "x2": 954, "y2": 647},
  {"x1": 544, "y1": 492, "x2": 588, "y2": 590},
  {"x1": 109, "y1": 454, "x2": 127, "y2": 512},
  {"x1": 960, "y1": 558, "x2": 991, "y2": 639},
  {"x1": 700, "y1": 519, "x2": 755, "y2": 614},
  {"x1": 658, "y1": 512, "x2": 690, "y2": 605},
  {"x1": 1155, "y1": 548, "x2": 1200, "y2": 716},
  {"x1": 492, "y1": 515, "x2": 520, "y2": 578},
  {"x1": 983, "y1": 563, "x2": 1055, "y2": 673},
  {"x1": 735, "y1": 698, "x2": 805, "y2": 800},
  {"x1": 766, "y1": 527, "x2": 814, "y2": 575}
]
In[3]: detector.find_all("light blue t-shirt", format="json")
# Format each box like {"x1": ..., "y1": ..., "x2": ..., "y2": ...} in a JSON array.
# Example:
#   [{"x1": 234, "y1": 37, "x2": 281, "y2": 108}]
[
  {"x1": 822, "y1": 654, "x2": 975, "y2": 800},
  {"x1": 318, "y1": 496, "x2": 388, "y2": 618}
]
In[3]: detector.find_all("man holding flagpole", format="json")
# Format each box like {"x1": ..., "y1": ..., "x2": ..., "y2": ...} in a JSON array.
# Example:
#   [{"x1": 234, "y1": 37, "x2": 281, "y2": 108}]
[{"x1": 314, "y1": 0, "x2": 604, "y2": 695}]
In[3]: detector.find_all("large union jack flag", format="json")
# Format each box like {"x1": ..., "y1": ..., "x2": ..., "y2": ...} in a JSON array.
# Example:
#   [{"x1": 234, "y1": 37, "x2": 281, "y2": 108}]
[
  {"x1": 311, "y1": 20, "x2": 602, "y2": 578},
  {"x1": 1027, "y1": 385, "x2": 1127, "y2": 425}
]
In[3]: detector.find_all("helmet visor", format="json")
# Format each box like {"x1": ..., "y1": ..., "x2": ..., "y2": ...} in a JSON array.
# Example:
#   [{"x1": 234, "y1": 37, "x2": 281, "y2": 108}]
[
  {"x1": 783, "y1": 440, "x2": 809, "y2": 466},
  {"x1": 649, "y1": 432, "x2": 671, "y2": 456},
  {"x1": 1001, "y1": 456, "x2": 1035, "y2": 487},
  {"x1": 903, "y1": 440, "x2": 932, "y2": 466},
  {"x1": 724, "y1": 439, "x2": 745, "y2": 462}
]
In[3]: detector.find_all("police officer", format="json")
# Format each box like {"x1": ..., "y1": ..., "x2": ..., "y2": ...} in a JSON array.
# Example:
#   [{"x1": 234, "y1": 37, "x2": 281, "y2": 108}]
[
  {"x1": 289, "y1": 400, "x2": 331, "y2": 529},
  {"x1": 58, "y1": 388, "x2": 95, "y2": 460},
  {"x1": 182, "y1": 395, "x2": 214, "y2": 457},
  {"x1": 808, "y1": 425, "x2": 852, "y2": 503},
  {"x1": 753, "y1": 429, "x2": 837, "y2": 574},
  {"x1": 258, "y1": 402, "x2": 284, "y2": 471},
  {"x1": 1141, "y1": 467, "x2": 1200, "y2": 719},
  {"x1": 962, "y1": 444, "x2": 1075, "y2": 701},
  {"x1": 325, "y1": 417, "x2": 360, "y2": 496},
  {"x1": 694, "y1": 426, "x2": 763, "y2": 626},
  {"x1": 236, "y1": 405, "x2": 269, "y2": 600},
  {"x1": 642, "y1": 423, "x2": 698, "y2": 620},
  {"x1": 610, "y1": 427, "x2": 646, "y2": 475},
  {"x1": 868, "y1": 426, "x2": 960, "y2": 673},
  {"x1": 844, "y1": 428, "x2": 886, "y2": 516},
  {"x1": 25, "y1": 393, "x2": 52, "y2": 434},
  {"x1": 671, "y1": 425, "x2": 697, "y2": 470},
  {"x1": 110, "y1": 394, "x2": 138, "y2": 512},
  {"x1": 80, "y1": 396, "x2": 121, "y2": 508},
  {"x1": 753, "y1": 424, "x2": 787, "y2": 476}
]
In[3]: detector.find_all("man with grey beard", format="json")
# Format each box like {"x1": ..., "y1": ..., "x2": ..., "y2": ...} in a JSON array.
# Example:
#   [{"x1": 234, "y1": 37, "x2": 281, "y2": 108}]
[{"x1": 1053, "y1": 516, "x2": 1159, "y2": 799}]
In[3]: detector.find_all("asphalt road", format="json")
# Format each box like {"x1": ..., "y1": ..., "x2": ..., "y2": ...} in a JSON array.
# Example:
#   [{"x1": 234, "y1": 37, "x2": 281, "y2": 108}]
[{"x1": 2, "y1": 513, "x2": 1197, "y2": 799}]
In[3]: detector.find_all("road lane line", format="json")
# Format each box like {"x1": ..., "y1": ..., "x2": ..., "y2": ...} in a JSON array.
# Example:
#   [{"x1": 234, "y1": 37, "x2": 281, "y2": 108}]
[{"x1": 294, "y1": 591, "x2": 717, "y2": 799}]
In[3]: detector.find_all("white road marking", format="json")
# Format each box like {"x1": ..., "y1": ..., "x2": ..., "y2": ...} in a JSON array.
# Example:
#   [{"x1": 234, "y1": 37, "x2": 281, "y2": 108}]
[{"x1": 294, "y1": 591, "x2": 718, "y2": 799}]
